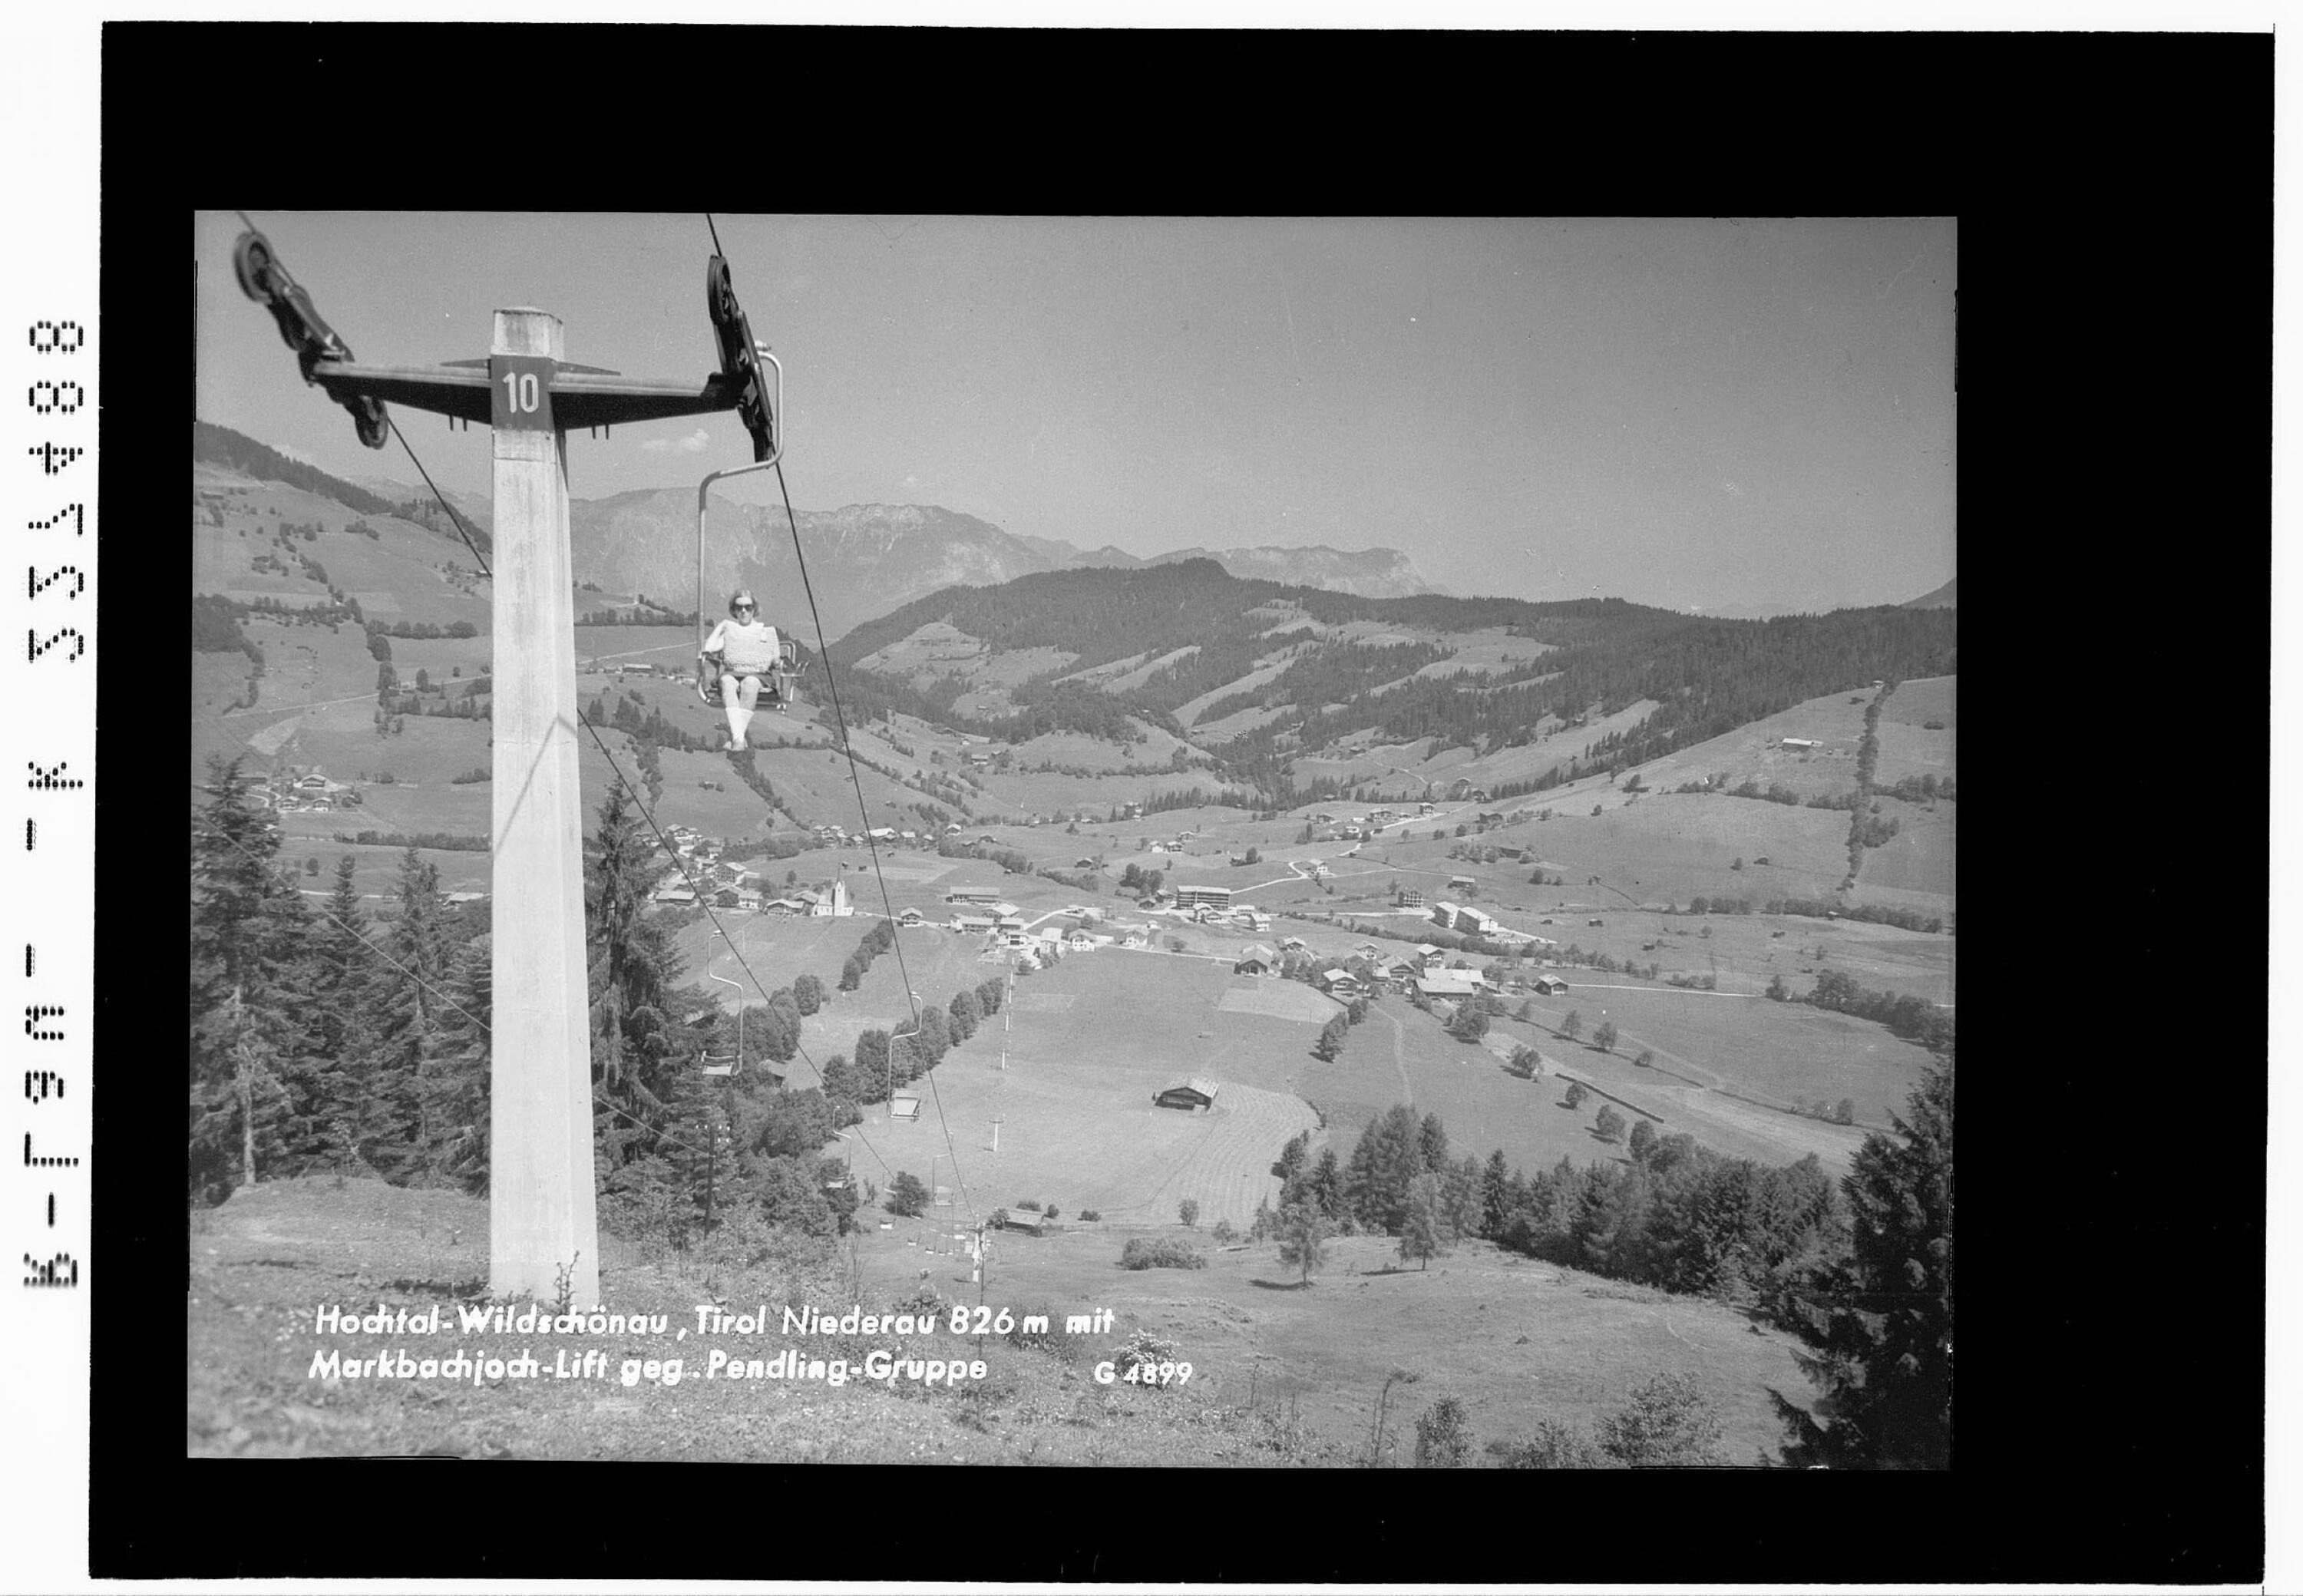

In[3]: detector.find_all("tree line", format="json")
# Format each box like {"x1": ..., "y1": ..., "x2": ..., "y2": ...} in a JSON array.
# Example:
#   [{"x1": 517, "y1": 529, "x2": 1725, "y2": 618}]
[
  {"x1": 1257, "y1": 1064, "x2": 1952, "y2": 1468},
  {"x1": 189, "y1": 757, "x2": 884, "y2": 1254}
]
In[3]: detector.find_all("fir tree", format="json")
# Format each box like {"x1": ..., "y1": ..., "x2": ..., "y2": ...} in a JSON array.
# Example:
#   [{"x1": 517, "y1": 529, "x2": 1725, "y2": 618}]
[
  {"x1": 1276, "y1": 1201, "x2": 1328, "y2": 1284},
  {"x1": 1418, "y1": 1112, "x2": 1449, "y2": 1172},
  {"x1": 1481, "y1": 1148, "x2": 1512, "y2": 1239},
  {"x1": 1399, "y1": 1173, "x2": 1447, "y2": 1270},
  {"x1": 189, "y1": 757, "x2": 312, "y2": 1202},
  {"x1": 421, "y1": 934, "x2": 492, "y2": 1192},
  {"x1": 1307, "y1": 1146, "x2": 1343, "y2": 1219},
  {"x1": 1774, "y1": 1062, "x2": 1953, "y2": 1469},
  {"x1": 586, "y1": 780, "x2": 690, "y2": 1175}
]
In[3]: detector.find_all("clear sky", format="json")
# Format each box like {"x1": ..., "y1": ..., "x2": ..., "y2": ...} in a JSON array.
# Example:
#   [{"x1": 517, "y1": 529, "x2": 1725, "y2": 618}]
[{"x1": 196, "y1": 211, "x2": 1955, "y2": 613}]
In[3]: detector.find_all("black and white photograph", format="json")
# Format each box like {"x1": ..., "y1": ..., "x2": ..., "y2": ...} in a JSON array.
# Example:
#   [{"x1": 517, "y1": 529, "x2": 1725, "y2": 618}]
[{"x1": 186, "y1": 209, "x2": 1958, "y2": 1482}]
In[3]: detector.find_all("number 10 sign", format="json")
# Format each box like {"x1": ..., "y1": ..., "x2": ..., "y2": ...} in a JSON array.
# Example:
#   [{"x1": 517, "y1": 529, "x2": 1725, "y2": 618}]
[{"x1": 490, "y1": 353, "x2": 555, "y2": 431}]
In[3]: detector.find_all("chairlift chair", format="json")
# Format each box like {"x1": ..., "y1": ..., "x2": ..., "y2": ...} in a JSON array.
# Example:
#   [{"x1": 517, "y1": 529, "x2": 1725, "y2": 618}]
[{"x1": 696, "y1": 635, "x2": 805, "y2": 714}]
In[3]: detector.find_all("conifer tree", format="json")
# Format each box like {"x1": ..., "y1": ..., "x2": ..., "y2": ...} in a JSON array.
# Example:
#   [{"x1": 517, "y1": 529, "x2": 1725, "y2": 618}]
[
  {"x1": 421, "y1": 933, "x2": 492, "y2": 1192},
  {"x1": 357, "y1": 848, "x2": 449, "y2": 1180},
  {"x1": 1399, "y1": 1173, "x2": 1447, "y2": 1270},
  {"x1": 189, "y1": 757, "x2": 312, "y2": 1202},
  {"x1": 1276, "y1": 1201, "x2": 1328, "y2": 1284},
  {"x1": 1307, "y1": 1146, "x2": 1343, "y2": 1219},
  {"x1": 1481, "y1": 1148, "x2": 1512, "y2": 1239},
  {"x1": 1418, "y1": 1112, "x2": 1449, "y2": 1172},
  {"x1": 1774, "y1": 1062, "x2": 1953, "y2": 1469},
  {"x1": 586, "y1": 780, "x2": 690, "y2": 1174}
]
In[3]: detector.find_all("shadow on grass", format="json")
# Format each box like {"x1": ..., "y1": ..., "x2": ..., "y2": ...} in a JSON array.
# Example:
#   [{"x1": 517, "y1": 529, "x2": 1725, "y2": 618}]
[{"x1": 1248, "y1": 1277, "x2": 1317, "y2": 1290}]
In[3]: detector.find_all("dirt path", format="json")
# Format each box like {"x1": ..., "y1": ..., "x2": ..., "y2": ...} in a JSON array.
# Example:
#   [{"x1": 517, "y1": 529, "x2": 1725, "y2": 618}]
[{"x1": 1372, "y1": 1003, "x2": 1414, "y2": 1106}]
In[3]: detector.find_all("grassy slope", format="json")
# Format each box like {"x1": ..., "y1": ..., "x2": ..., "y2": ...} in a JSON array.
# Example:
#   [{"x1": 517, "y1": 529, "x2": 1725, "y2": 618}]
[{"x1": 189, "y1": 1176, "x2": 1819, "y2": 1465}]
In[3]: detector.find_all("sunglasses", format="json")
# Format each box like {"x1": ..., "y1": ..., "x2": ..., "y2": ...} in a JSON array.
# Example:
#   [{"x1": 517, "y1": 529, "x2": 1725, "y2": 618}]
[{"x1": 733, "y1": 603, "x2": 756, "y2": 612}]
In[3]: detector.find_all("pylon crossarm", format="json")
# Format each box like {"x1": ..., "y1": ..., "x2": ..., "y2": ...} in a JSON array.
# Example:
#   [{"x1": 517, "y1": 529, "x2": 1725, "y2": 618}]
[{"x1": 311, "y1": 359, "x2": 746, "y2": 430}]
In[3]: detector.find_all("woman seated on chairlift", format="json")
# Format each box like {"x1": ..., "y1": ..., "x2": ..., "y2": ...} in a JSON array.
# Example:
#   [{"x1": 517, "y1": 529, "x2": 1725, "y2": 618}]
[{"x1": 701, "y1": 589, "x2": 781, "y2": 750}]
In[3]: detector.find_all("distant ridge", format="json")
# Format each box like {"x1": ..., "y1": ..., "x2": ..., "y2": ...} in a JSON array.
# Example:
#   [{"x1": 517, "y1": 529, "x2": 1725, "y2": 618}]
[
  {"x1": 193, "y1": 420, "x2": 401, "y2": 519},
  {"x1": 1901, "y1": 577, "x2": 1957, "y2": 610},
  {"x1": 567, "y1": 491, "x2": 1444, "y2": 641}
]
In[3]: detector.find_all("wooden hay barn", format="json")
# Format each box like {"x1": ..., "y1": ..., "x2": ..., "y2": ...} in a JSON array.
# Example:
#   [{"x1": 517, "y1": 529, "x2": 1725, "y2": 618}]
[{"x1": 1153, "y1": 1078, "x2": 1221, "y2": 1112}]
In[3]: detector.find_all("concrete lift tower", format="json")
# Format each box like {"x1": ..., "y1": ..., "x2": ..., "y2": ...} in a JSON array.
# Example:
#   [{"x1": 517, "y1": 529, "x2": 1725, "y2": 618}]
[{"x1": 233, "y1": 224, "x2": 781, "y2": 1307}]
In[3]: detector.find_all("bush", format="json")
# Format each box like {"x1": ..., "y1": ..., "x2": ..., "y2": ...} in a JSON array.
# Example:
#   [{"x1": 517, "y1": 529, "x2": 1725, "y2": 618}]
[
  {"x1": 1016, "y1": 1198, "x2": 1042, "y2": 1212},
  {"x1": 1594, "y1": 1373, "x2": 1725, "y2": 1466},
  {"x1": 1118, "y1": 1237, "x2": 1205, "y2": 1271},
  {"x1": 1414, "y1": 1395, "x2": 1472, "y2": 1468},
  {"x1": 1211, "y1": 1218, "x2": 1238, "y2": 1244},
  {"x1": 1078, "y1": 1209, "x2": 1102, "y2": 1223},
  {"x1": 886, "y1": 1171, "x2": 929, "y2": 1218},
  {"x1": 1112, "y1": 1328, "x2": 1182, "y2": 1380}
]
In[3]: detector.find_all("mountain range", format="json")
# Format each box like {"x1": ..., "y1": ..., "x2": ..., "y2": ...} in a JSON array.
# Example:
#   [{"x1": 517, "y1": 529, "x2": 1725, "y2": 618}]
[{"x1": 563, "y1": 491, "x2": 1442, "y2": 641}]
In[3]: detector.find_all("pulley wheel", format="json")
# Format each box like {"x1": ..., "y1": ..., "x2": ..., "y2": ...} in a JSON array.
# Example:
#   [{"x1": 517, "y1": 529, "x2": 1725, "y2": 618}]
[
  {"x1": 233, "y1": 233, "x2": 276, "y2": 302},
  {"x1": 707, "y1": 256, "x2": 737, "y2": 325}
]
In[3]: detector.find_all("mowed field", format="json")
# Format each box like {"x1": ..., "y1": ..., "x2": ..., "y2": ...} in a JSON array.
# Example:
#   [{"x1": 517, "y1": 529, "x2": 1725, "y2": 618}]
[{"x1": 805, "y1": 930, "x2": 1902, "y2": 1230}]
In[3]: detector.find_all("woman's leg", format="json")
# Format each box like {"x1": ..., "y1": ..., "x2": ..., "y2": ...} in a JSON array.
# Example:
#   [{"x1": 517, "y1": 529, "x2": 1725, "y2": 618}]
[{"x1": 722, "y1": 673, "x2": 748, "y2": 747}]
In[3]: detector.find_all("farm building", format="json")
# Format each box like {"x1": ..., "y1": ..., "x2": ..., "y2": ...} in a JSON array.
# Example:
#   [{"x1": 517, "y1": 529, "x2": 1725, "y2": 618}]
[
  {"x1": 1533, "y1": 975, "x2": 1569, "y2": 996},
  {"x1": 996, "y1": 1209, "x2": 1056, "y2": 1235},
  {"x1": 1171, "y1": 885, "x2": 1234, "y2": 910},
  {"x1": 1448, "y1": 874, "x2": 1477, "y2": 893},
  {"x1": 1233, "y1": 956, "x2": 1273, "y2": 976},
  {"x1": 1153, "y1": 1078, "x2": 1221, "y2": 1112},
  {"x1": 1415, "y1": 970, "x2": 1483, "y2": 1000},
  {"x1": 952, "y1": 914, "x2": 996, "y2": 933},
  {"x1": 946, "y1": 887, "x2": 1003, "y2": 906}
]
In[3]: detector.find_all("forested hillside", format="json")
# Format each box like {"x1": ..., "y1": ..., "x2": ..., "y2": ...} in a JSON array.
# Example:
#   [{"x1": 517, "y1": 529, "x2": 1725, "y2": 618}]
[{"x1": 828, "y1": 563, "x2": 1958, "y2": 804}]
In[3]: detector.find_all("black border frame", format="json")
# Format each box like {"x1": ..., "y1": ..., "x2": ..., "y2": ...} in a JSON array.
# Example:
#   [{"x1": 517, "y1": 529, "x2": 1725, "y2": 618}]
[{"x1": 117, "y1": 20, "x2": 2268, "y2": 1584}]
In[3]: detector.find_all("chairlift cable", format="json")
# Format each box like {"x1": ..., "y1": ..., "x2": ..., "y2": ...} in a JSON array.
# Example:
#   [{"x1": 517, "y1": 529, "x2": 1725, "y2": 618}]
[
  {"x1": 698, "y1": 211, "x2": 976, "y2": 1221},
  {"x1": 772, "y1": 450, "x2": 976, "y2": 1222},
  {"x1": 385, "y1": 415, "x2": 491, "y2": 579}
]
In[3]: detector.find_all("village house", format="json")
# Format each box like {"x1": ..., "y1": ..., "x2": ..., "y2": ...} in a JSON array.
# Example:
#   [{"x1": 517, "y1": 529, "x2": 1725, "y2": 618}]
[
  {"x1": 1415, "y1": 969, "x2": 1484, "y2": 1000},
  {"x1": 1533, "y1": 974, "x2": 1569, "y2": 996},
  {"x1": 1320, "y1": 969, "x2": 1363, "y2": 998}
]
